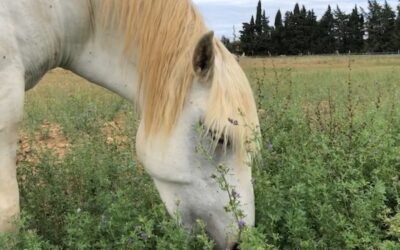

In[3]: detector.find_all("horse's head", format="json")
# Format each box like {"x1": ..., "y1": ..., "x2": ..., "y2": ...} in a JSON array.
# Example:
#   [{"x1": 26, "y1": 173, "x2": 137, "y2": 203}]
[{"x1": 136, "y1": 32, "x2": 259, "y2": 249}]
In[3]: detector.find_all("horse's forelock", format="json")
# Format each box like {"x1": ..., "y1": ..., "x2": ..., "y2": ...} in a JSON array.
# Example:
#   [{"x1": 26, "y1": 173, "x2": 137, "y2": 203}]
[{"x1": 205, "y1": 42, "x2": 260, "y2": 160}]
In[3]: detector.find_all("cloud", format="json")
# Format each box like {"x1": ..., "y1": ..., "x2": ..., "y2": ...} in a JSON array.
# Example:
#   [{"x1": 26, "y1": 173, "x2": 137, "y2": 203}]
[{"x1": 192, "y1": 0, "x2": 399, "y2": 37}]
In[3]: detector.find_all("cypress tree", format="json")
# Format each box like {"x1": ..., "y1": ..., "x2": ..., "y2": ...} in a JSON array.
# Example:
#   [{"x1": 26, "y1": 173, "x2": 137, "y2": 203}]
[
  {"x1": 318, "y1": 5, "x2": 336, "y2": 53},
  {"x1": 348, "y1": 6, "x2": 365, "y2": 53},
  {"x1": 282, "y1": 11, "x2": 293, "y2": 54},
  {"x1": 294, "y1": 3, "x2": 300, "y2": 16},
  {"x1": 305, "y1": 10, "x2": 318, "y2": 54},
  {"x1": 250, "y1": 15, "x2": 255, "y2": 31},
  {"x1": 393, "y1": 2, "x2": 400, "y2": 50},
  {"x1": 334, "y1": 6, "x2": 351, "y2": 53},
  {"x1": 255, "y1": 0, "x2": 263, "y2": 36},
  {"x1": 283, "y1": 11, "x2": 294, "y2": 54},
  {"x1": 272, "y1": 10, "x2": 284, "y2": 54},
  {"x1": 283, "y1": 4, "x2": 307, "y2": 55},
  {"x1": 301, "y1": 5, "x2": 307, "y2": 18},
  {"x1": 259, "y1": 10, "x2": 271, "y2": 55},
  {"x1": 295, "y1": 5, "x2": 309, "y2": 54},
  {"x1": 240, "y1": 16, "x2": 256, "y2": 55},
  {"x1": 275, "y1": 10, "x2": 283, "y2": 29},
  {"x1": 381, "y1": 1, "x2": 396, "y2": 51},
  {"x1": 366, "y1": 0, "x2": 384, "y2": 52},
  {"x1": 262, "y1": 10, "x2": 270, "y2": 34}
]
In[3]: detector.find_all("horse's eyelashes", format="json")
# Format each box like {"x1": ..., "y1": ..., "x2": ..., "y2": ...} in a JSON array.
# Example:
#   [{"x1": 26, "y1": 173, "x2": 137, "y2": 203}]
[{"x1": 208, "y1": 129, "x2": 231, "y2": 147}]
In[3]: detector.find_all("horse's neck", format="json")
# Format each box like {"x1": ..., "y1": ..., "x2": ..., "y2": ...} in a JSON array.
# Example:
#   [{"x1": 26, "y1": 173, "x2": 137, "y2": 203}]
[
  {"x1": 16, "y1": 0, "x2": 138, "y2": 103},
  {"x1": 64, "y1": 3, "x2": 139, "y2": 103}
]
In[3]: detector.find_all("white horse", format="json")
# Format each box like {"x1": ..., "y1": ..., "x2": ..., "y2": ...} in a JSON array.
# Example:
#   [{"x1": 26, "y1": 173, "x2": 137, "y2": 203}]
[{"x1": 0, "y1": 1, "x2": 259, "y2": 249}]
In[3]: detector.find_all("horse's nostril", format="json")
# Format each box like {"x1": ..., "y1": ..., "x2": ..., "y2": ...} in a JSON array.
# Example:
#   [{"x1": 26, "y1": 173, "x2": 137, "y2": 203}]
[{"x1": 231, "y1": 242, "x2": 240, "y2": 250}]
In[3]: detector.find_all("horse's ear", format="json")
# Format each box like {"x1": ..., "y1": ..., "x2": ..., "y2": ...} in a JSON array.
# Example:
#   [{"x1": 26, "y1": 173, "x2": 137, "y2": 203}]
[{"x1": 193, "y1": 31, "x2": 215, "y2": 80}]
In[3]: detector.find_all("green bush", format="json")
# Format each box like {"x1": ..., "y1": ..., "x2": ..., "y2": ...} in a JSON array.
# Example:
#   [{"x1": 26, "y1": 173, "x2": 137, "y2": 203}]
[{"x1": 250, "y1": 56, "x2": 400, "y2": 249}]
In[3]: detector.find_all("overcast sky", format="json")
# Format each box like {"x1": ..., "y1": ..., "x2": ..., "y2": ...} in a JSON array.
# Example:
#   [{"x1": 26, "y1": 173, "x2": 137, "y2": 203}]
[{"x1": 192, "y1": 0, "x2": 398, "y2": 38}]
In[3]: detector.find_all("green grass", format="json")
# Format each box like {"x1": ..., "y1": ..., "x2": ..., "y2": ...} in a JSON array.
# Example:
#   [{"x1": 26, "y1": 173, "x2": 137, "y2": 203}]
[{"x1": 2, "y1": 55, "x2": 400, "y2": 249}]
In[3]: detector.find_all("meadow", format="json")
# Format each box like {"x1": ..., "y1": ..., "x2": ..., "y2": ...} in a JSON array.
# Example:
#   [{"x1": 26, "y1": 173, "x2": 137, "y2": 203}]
[{"x1": 1, "y1": 55, "x2": 400, "y2": 249}]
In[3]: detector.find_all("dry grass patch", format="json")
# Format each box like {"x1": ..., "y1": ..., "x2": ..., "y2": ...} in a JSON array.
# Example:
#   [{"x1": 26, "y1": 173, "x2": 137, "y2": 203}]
[
  {"x1": 18, "y1": 121, "x2": 70, "y2": 164},
  {"x1": 101, "y1": 113, "x2": 129, "y2": 147}
]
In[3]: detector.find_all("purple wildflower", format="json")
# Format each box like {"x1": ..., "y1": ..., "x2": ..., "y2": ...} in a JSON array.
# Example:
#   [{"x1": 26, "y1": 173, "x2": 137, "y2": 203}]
[
  {"x1": 232, "y1": 189, "x2": 240, "y2": 199},
  {"x1": 100, "y1": 215, "x2": 108, "y2": 228},
  {"x1": 238, "y1": 220, "x2": 246, "y2": 230},
  {"x1": 139, "y1": 232, "x2": 148, "y2": 241},
  {"x1": 127, "y1": 237, "x2": 134, "y2": 245}
]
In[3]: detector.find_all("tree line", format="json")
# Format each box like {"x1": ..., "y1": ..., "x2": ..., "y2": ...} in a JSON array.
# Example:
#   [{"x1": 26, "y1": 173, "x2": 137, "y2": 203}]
[{"x1": 222, "y1": 0, "x2": 400, "y2": 56}]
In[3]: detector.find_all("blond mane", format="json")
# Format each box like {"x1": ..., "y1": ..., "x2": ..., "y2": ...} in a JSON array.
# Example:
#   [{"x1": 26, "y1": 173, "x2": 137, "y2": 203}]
[{"x1": 93, "y1": 0, "x2": 259, "y2": 157}]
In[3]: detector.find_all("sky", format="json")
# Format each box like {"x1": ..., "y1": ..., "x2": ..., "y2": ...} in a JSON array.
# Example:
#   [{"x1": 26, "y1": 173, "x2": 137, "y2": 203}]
[{"x1": 192, "y1": 0, "x2": 398, "y2": 38}]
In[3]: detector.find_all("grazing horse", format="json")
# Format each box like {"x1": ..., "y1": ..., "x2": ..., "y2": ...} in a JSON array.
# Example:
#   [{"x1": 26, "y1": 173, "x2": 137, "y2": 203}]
[{"x1": 0, "y1": 0, "x2": 259, "y2": 249}]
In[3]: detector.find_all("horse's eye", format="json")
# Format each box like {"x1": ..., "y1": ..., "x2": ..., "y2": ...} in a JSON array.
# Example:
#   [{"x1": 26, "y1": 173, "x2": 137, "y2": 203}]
[
  {"x1": 208, "y1": 130, "x2": 231, "y2": 147},
  {"x1": 217, "y1": 136, "x2": 225, "y2": 145},
  {"x1": 199, "y1": 120, "x2": 231, "y2": 147}
]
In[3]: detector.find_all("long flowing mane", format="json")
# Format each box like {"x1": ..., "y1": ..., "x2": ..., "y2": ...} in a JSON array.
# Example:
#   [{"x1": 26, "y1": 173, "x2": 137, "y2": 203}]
[{"x1": 92, "y1": 0, "x2": 259, "y2": 157}]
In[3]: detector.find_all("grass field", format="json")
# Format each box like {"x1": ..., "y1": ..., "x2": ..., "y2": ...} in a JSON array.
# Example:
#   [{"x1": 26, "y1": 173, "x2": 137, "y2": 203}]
[{"x1": 2, "y1": 55, "x2": 400, "y2": 249}]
